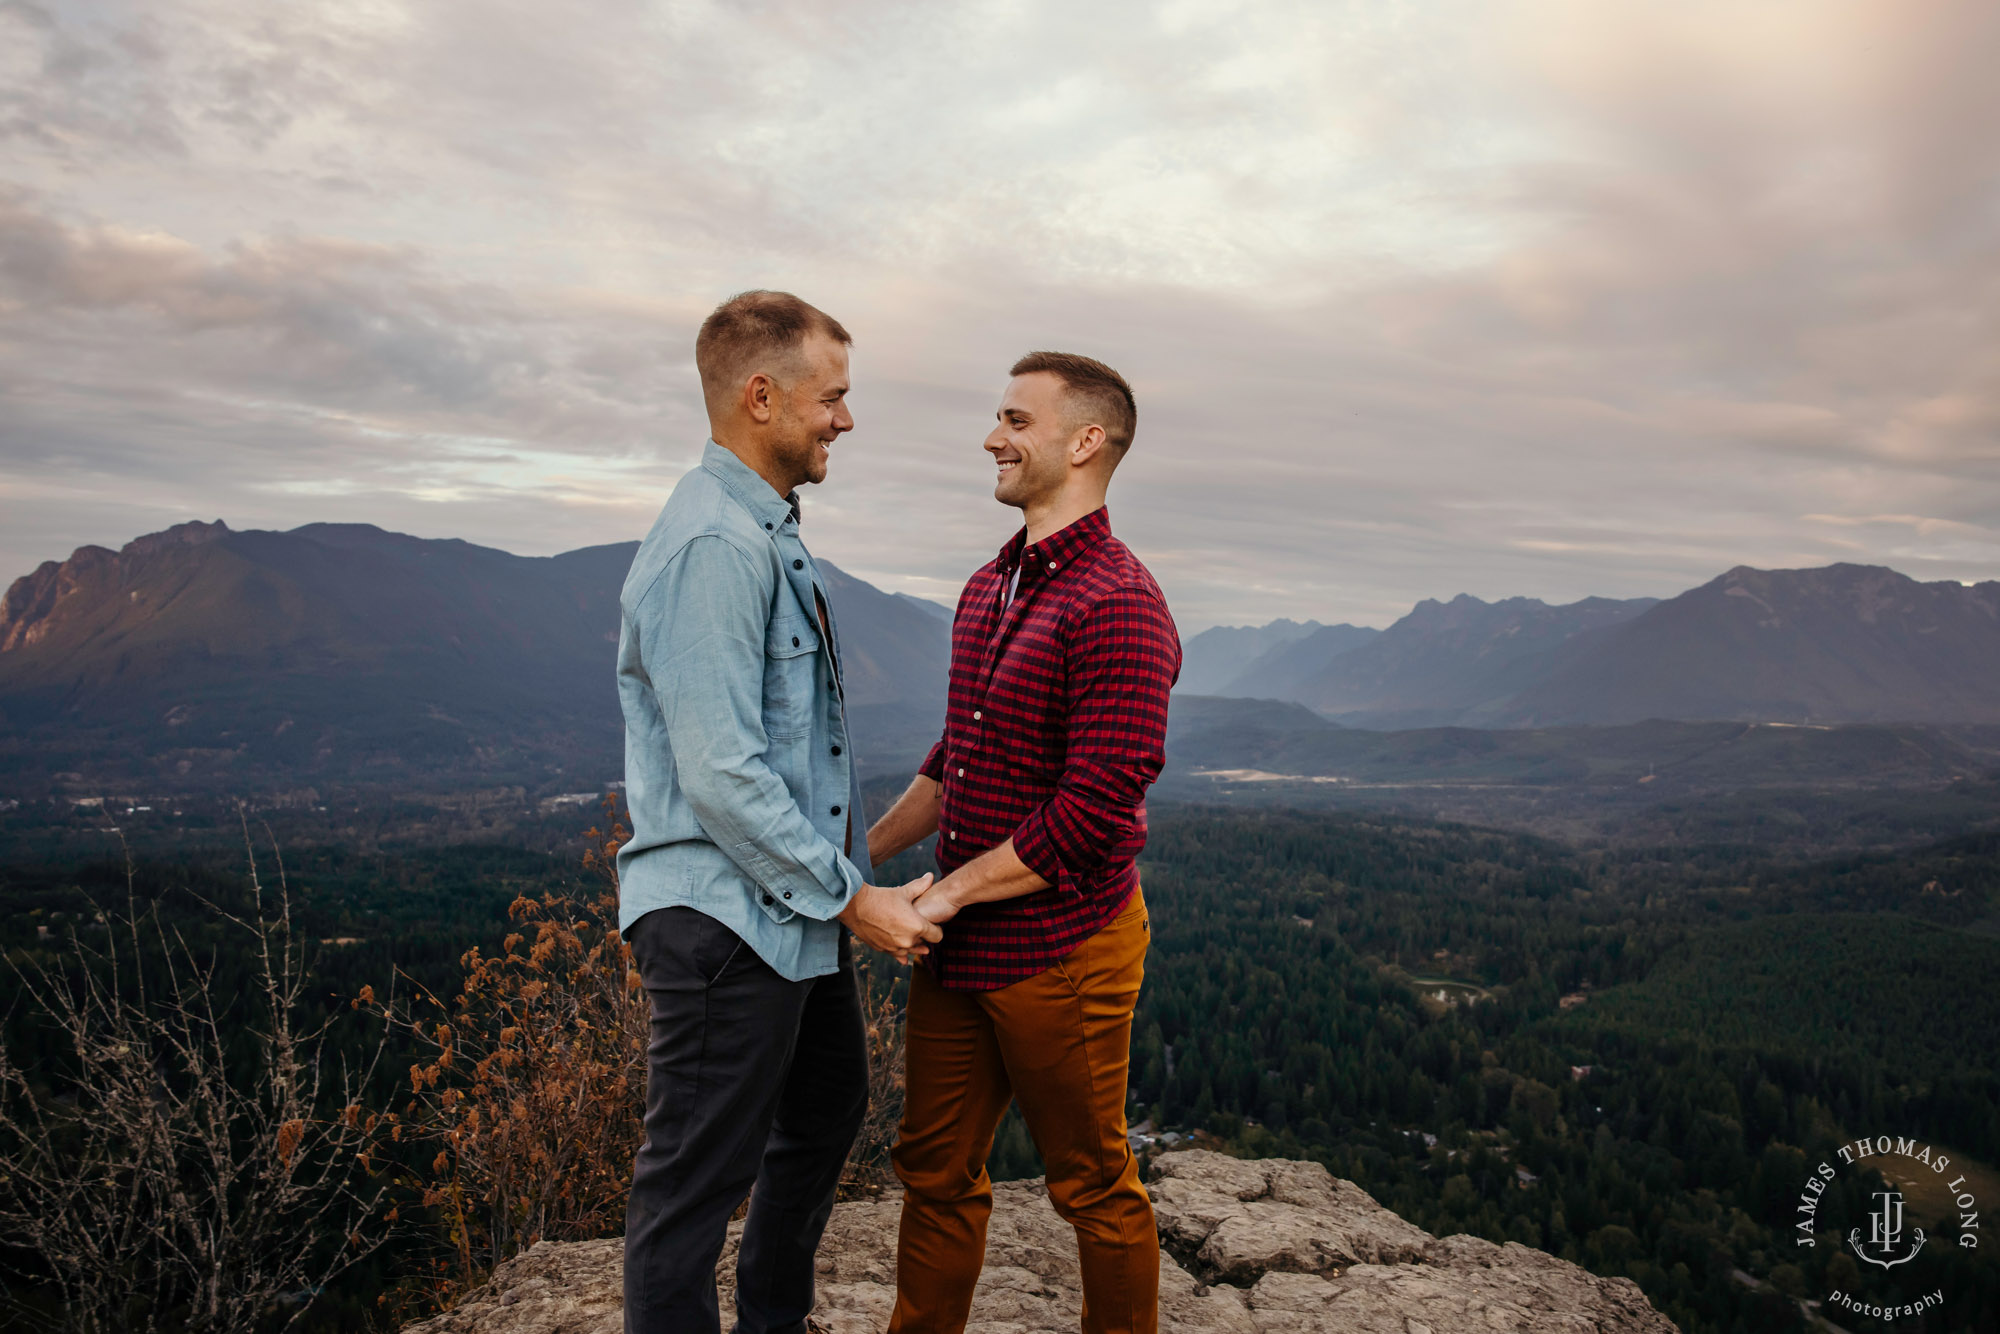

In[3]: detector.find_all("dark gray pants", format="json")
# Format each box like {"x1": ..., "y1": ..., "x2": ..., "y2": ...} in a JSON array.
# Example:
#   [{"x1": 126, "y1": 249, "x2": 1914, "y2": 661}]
[{"x1": 623, "y1": 907, "x2": 867, "y2": 1334}]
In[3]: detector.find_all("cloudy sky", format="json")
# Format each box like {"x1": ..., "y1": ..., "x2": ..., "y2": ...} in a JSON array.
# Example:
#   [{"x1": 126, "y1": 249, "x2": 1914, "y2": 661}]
[{"x1": 2, "y1": 0, "x2": 1995, "y2": 629}]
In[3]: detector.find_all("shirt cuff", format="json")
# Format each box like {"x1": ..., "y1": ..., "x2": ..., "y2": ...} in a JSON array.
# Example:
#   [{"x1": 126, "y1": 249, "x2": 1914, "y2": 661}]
[
  {"x1": 734, "y1": 842, "x2": 865, "y2": 923},
  {"x1": 1010, "y1": 810, "x2": 1077, "y2": 896},
  {"x1": 919, "y1": 739, "x2": 947, "y2": 783}
]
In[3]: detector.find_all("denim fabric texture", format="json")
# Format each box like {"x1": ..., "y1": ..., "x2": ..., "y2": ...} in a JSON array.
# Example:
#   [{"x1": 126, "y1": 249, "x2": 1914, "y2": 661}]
[{"x1": 616, "y1": 440, "x2": 868, "y2": 981}]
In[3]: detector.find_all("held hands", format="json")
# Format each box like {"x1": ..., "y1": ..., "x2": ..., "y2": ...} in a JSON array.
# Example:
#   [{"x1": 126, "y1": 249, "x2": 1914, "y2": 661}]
[
  {"x1": 914, "y1": 876, "x2": 961, "y2": 926},
  {"x1": 839, "y1": 873, "x2": 943, "y2": 965}
]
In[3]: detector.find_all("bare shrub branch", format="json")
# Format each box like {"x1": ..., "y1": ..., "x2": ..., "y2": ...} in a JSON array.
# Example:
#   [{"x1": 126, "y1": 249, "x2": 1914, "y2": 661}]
[
  {"x1": 378, "y1": 796, "x2": 646, "y2": 1306},
  {"x1": 0, "y1": 816, "x2": 395, "y2": 1334},
  {"x1": 843, "y1": 952, "x2": 907, "y2": 1196},
  {"x1": 378, "y1": 794, "x2": 915, "y2": 1308}
]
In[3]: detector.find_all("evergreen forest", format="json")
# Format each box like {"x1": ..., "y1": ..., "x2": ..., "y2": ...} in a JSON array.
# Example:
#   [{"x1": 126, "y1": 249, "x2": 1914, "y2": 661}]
[{"x1": 2, "y1": 803, "x2": 1996, "y2": 1332}]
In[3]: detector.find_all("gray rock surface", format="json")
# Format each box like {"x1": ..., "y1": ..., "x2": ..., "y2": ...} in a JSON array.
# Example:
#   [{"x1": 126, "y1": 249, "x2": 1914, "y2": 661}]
[{"x1": 404, "y1": 1150, "x2": 1677, "y2": 1333}]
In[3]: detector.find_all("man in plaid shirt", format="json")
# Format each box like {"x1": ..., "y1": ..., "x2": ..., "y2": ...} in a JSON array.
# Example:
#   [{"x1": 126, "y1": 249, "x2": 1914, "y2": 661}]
[{"x1": 866, "y1": 351, "x2": 1180, "y2": 1334}]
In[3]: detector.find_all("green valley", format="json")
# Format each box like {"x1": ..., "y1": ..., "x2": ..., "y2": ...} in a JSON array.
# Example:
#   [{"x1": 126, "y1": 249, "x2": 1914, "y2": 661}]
[{"x1": 6, "y1": 800, "x2": 2000, "y2": 1331}]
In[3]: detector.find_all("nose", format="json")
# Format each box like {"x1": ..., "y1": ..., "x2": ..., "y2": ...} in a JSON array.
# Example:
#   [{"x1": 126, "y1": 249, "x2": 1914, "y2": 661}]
[
  {"x1": 983, "y1": 425, "x2": 1006, "y2": 454},
  {"x1": 833, "y1": 401, "x2": 854, "y2": 433}
]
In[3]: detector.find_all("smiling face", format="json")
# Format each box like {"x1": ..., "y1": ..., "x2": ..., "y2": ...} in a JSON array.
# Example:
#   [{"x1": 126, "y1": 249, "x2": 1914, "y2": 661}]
[
  {"x1": 984, "y1": 371, "x2": 1077, "y2": 511},
  {"x1": 768, "y1": 331, "x2": 854, "y2": 488}
]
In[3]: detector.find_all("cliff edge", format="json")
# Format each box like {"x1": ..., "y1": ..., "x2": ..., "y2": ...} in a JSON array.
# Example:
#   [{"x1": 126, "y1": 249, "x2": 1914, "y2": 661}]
[{"x1": 404, "y1": 1150, "x2": 1678, "y2": 1333}]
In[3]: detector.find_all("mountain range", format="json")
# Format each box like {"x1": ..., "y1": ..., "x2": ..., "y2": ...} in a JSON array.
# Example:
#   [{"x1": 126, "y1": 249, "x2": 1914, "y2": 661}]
[
  {"x1": 0, "y1": 520, "x2": 946, "y2": 790},
  {"x1": 1176, "y1": 619, "x2": 1334, "y2": 695},
  {"x1": 4, "y1": 519, "x2": 1998, "y2": 795},
  {"x1": 1183, "y1": 565, "x2": 2000, "y2": 728}
]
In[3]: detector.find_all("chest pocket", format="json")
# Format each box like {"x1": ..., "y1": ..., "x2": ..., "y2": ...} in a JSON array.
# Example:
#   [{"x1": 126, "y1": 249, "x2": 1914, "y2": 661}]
[{"x1": 763, "y1": 611, "x2": 822, "y2": 739}]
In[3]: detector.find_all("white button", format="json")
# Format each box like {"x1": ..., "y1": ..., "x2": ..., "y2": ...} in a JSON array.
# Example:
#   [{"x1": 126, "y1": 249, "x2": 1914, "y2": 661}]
[
  {"x1": 1048, "y1": 562, "x2": 1057, "y2": 572},
  {"x1": 957, "y1": 768, "x2": 965, "y2": 777},
  {"x1": 973, "y1": 710, "x2": 982, "y2": 720},
  {"x1": 949, "y1": 830, "x2": 957, "y2": 840}
]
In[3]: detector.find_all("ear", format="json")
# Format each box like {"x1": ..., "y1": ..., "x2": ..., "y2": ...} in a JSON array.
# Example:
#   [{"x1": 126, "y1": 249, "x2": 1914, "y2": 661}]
[
  {"x1": 743, "y1": 372, "x2": 778, "y2": 425},
  {"x1": 1068, "y1": 423, "x2": 1109, "y2": 469}
]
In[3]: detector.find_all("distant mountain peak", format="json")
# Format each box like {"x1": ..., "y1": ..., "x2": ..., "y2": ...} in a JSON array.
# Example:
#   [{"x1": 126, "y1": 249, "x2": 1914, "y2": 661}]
[
  {"x1": 1711, "y1": 561, "x2": 1916, "y2": 589},
  {"x1": 122, "y1": 519, "x2": 230, "y2": 560},
  {"x1": 3, "y1": 519, "x2": 236, "y2": 654},
  {"x1": 1502, "y1": 561, "x2": 2000, "y2": 725},
  {"x1": 0, "y1": 519, "x2": 951, "y2": 788},
  {"x1": 1201, "y1": 617, "x2": 1323, "y2": 635},
  {"x1": 1177, "y1": 618, "x2": 1362, "y2": 698}
]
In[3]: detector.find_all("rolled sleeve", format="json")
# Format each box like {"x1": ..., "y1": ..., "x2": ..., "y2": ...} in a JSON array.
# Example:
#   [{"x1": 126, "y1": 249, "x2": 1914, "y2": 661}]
[
  {"x1": 640, "y1": 535, "x2": 861, "y2": 921},
  {"x1": 1010, "y1": 586, "x2": 1178, "y2": 889},
  {"x1": 919, "y1": 738, "x2": 948, "y2": 784}
]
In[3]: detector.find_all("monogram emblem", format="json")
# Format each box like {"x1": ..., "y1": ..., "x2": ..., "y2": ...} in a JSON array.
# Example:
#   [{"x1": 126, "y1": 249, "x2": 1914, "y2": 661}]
[{"x1": 1848, "y1": 1189, "x2": 1927, "y2": 1270}]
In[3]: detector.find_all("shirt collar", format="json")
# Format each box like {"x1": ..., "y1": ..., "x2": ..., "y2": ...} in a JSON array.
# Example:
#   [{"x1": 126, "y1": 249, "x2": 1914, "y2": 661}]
[
  {"x1": 996, "y1": 506, "x2": 1112, "y2": 577},
  {"x1": 701, "y1": 439, "x2": 802, "y2": 533}
]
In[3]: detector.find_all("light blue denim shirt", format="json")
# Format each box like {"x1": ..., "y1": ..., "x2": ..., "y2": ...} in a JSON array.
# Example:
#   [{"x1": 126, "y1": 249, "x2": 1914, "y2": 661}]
[{"x1": 616, "y1": 441, "x2": 869, "y2": 981}]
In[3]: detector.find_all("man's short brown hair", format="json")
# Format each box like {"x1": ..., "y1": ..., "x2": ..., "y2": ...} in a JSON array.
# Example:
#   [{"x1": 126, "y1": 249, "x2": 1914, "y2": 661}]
[
  {"x1": 696, "y1": 290, "x2": 852, "y2": 411},
  {"x1": 1010, "y1": 350, "x2": 1137, "y2": 452}
]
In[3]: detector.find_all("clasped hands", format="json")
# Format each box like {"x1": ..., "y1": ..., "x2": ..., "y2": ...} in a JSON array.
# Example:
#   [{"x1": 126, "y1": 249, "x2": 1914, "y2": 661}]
[{"x1": 837, "y1": 872, "x2": 965, "y2": 966}]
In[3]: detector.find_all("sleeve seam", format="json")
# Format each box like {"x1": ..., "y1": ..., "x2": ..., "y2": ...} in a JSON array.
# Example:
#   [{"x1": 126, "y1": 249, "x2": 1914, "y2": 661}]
[{"x1": 630, "y1": 530, "x2": 769, "y2": 613}]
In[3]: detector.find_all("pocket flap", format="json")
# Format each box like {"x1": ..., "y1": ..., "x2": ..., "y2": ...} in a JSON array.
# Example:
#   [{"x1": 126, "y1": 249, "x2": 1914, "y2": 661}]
[{"x1": 767, "y1": 612, "x2": 820, "y2": 659}]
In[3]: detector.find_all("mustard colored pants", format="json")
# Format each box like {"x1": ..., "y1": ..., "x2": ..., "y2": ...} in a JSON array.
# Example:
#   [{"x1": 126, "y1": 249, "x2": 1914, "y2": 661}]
[{"x1": 888, "y1": 891, "x2": 1156, "y2": 1334}]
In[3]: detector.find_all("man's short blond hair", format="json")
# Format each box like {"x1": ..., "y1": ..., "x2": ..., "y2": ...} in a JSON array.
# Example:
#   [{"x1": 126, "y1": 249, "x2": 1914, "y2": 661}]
[
  {"x1": 696, "y1": 290, "x2": 852, "y2": 413},
  {"x1": 1010, "y1": 350, "x2": 1137, "y2": 452}
]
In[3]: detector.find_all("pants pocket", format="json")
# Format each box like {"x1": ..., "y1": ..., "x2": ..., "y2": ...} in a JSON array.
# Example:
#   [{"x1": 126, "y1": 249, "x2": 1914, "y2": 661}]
[
  {"x1": 1051, "y1": 891, "x2": 1148, "y2": 994},
  {"x1": 692, "y1": 912, "x2": 746, "y2": 986}
]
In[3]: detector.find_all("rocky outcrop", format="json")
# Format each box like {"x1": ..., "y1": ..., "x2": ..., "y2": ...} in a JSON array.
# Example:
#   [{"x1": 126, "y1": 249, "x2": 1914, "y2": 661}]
[
  {"x1": 0, "y1": 520, "x2": 228, "y2": 653},
  {"x1": 404, "y1": 1150, "x2": 1677, "y2": 1333}
]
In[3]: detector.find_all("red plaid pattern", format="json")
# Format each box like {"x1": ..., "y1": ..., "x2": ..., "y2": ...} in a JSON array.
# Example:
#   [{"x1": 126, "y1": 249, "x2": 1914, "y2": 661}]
[{"x1": 919, "y1": 506, "x2": 1180, "y2": 990}]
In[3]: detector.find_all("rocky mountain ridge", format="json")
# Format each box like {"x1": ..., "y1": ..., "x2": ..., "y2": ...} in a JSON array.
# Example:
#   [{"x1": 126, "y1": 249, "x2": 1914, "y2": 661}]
[
  {"x1": 1178, "y1": 618, "x2": 1336, "y2": 695},
  {"x1": 0, "y1": 520, "x2": 945, "y2": 789},
  {"x1": 1502, "y1": 563, "x2": 2000, "y2": 726},
  {"x1": 1189, "y1": 563, "x2": 2000, "y2": 729},
  {"x1": 1281, "y1": 593, "x2": 1657, "y2": 727},
  {"x1": 6, "y1": 519, "x2": 1996, "y2": 797},
  {"x1": 404, "y1": 1151, "x2": 1677, "y2": 1334}
]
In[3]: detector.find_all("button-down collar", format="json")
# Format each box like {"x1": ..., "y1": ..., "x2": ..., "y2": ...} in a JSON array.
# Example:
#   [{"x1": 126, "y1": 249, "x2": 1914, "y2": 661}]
[
  {"x1": 994, "y1": 505, "x2": 1112, "y2": 582},
  {"x1": 700, "y1": 439, "x2": 800, "y2": 533}
]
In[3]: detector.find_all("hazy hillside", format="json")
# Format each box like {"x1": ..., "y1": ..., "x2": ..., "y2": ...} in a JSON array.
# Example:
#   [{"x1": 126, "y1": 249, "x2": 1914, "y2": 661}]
[
  {"x1": 1215, "y1": 622, "x2": 1380, "y2": 700},
  {"x1": 1177, "y1": 618, "x2": 1326, "y2": 694},
  {"x1": 1295, "y1": 593, "x2": 1658, "y2": 726},
  {"x1": 814, "y1": 562, "x2": 950, "y2": 778},
  {"x1": 1203, "y1": 563, "x2": 2000, "y2": 730},
  {"x1": 1500, "y1": 563, "x2": 2000, "y2": 726},
  {"x1": 1161, "y1": 696, "x2": 2000, "y2": 849},
  {"x1": 813, "y1": 562, "x2": 950, "y2": 710},
  {"x1": 1165, "y1": 697, "x2": 1993, "y2": 792},
  {"x1": 0, "y1": 521, "x2": 948, "y2": 790}
]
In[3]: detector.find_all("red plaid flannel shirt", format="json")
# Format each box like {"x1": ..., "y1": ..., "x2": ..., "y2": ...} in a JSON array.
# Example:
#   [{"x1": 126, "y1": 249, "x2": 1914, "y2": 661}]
[{"x1": 919, "y1": 506, "x2": 1180, "y2": 990}]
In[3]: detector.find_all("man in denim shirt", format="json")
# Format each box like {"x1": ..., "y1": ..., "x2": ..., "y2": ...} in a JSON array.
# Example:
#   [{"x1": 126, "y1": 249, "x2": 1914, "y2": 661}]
[{"x1": 619, "y1": 290, "x2": 941, "y2": 1334}]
